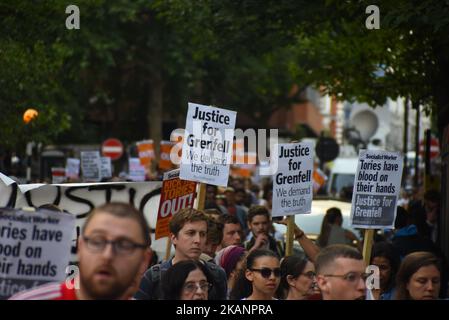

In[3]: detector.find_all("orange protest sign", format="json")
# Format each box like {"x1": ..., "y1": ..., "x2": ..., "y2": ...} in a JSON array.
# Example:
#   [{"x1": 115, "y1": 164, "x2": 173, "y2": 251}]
[
  {"x1": 136, "y1": 140, "x2": 155, "y2": 166},
  {"x1": 312, "y1": 168, "x2": 327, "y2": 192},
  {"x1": 159, "y1": 140, "x2": 174, "y2": 170},
  {"x1": 231, "y1": 152, "x2": 257, "y2": 177},
  {"x1": 155, "y1": 169, "x2": 197, "y2": 239},
  {"x1": 232, "y1": 140, "x2": 245, "y2": 164}
]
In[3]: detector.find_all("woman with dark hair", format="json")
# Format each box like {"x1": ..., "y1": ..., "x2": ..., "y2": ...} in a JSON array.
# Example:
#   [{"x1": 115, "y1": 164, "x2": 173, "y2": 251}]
[
  {"x1": 317, "y1": 207, "x2": 359, "y2": 248},
  {"x1": 230, "y1": 249, "x2": 280, "y2": 300},
  {"x1": 276, "y1": 254, "x2": 317, "y2": 300},
  {"x1": 214, "y1": 245, "x2": 247, "y2": 298},
  {"x1": 161, "y1": 260, "x2": 213, "y2": 300},
  {"x1": 370, "y1": 242, "x2": 400, "y2": 300},
  {"x1": 395, "y1": 251, "x2": 441, "y2": 300}
]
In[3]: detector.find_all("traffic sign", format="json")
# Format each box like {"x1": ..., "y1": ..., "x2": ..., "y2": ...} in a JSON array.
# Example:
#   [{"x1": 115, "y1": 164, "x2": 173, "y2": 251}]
[
  {"x1": 419, "y1": 137, "x2": 439, "y2": 159},
  {"x1": 102, "y1": 138, "x2": 124, "y2": 160}
]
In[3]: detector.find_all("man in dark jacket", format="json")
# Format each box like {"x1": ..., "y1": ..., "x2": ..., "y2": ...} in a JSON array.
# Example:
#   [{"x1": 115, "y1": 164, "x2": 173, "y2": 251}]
[
  {"x1": 244, "y1": 206, "x2": 284, "y2": 257},
  {"x1": 134, "y1": 208, "x2": 227, "y2": 300}
]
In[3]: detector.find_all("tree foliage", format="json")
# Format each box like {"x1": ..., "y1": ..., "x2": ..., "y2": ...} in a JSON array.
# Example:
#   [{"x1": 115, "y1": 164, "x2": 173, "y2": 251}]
[{"x1": 2, "y1": 0, "x2": 449, "y2": 153}]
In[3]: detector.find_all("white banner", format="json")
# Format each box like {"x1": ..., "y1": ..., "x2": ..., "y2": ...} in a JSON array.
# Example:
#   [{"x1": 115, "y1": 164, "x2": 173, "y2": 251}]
[
  {"x1": 272, "y1": 142, "x2": 314, "y2": 217},
  {"x1": 350, "y1": 150, "x2": 404, "y2": 228},
  {"x1": 180, "y1": 102, "x2": 236, "y2": 187},
  {"x1": 0, "y1": 172, "x2": 163, "y2": 263},
  {"x1": 0, "y1": 208, "x2": 75, "y2": 299}
]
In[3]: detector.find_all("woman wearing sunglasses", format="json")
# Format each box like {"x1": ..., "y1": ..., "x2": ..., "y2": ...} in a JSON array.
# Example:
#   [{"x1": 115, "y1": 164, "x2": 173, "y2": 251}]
[
  {"x1": 230, "y1": 249, "x2": 281, "y2": 300},
  {"x1": 276, "y1": 254, "x2": 318, "y2": 300},
  {"x1": 161, "y1": 260, "x2": 213, "y2": 300}
]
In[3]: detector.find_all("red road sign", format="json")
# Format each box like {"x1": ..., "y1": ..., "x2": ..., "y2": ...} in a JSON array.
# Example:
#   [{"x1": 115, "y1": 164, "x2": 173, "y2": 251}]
[
  {"x1": 102, "y1": 138, "x2": 124, "y2": 160},
  {"x1": 419, "y1": 137, "x2": 440, "y2": 159}
]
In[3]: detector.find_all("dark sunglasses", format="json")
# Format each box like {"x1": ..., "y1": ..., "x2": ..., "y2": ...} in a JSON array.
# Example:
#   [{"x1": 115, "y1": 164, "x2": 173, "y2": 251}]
[{"x1": 250, "y1": 267, "x2": 282, "y2": 278}]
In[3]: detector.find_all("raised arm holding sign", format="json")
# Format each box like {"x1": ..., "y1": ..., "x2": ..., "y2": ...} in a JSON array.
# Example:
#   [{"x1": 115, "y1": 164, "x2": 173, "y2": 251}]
[
  {"x1": 271, "y1": 142, "x2": 314, "y2": 256},
  {"x1": 180, "y1": 103, "x2": 236, "y2": 187}
]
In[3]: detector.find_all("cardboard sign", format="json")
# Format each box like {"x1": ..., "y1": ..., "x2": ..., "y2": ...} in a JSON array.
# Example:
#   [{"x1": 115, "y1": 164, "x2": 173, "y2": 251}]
[
  {"x1": 155, "y1": 169, "x2": 197, "y2": 240},
  {"x1": 0, "y1": 208, "x2": 75, "y2": 299},
  {"x1": 128, "y1": 158, "x2": 146, "y2": 182},
  {"x1": 100, "y1": 157, "x2": 112, "y2": 180},
  {"x1": 180, "y1": 102, "x2": 236, "y2": 187},
  {"x1": 231, "y1": 152, "x2": 257, "y2": 178},
  {"x1": 350, "y1": 150, "x2": 404, "y2": 228},
  {"x1": 137, "y1": 140, "x2": 155, "y2": 167},
  {"x1": 272, "y1": 142, "x2": 314, "y2": 217},
  {"x1": 51, "y1": 168, "x2": 66, "y2": 184},
  {"x1": 65, "y1": 158, "x2": 80, "y2": 180},
  {"x1": 81, "y1": 151, "x2": 101, "y2": 182},
  {"x1": 159, "y1": 141, "x2": 175, "y2": 170}
]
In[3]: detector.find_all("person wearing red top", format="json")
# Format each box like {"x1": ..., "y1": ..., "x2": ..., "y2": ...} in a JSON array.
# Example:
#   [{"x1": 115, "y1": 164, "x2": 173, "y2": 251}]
[{"x1": 10, "y1": 203, "x2": 151, "y2": 300}]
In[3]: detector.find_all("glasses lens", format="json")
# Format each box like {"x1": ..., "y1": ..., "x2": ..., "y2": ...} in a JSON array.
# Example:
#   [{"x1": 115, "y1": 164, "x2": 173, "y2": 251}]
[
  {"x1": 258, "y1": 268, "x2": 281, "y2": 278},
  {"x1": 115, "y1": 239, "x2": 136, "y2": 254},
  {"x1": 184, "y1": 283, "x2": 196, "y2": 292},
  {"x1": 273, "y1": 268, "x2": 281, "y2": 277},
  {"x1": 199, "y1": 282, "x2": 211, "y2": 291},
  {"x1": 86, "y1": 237, "x2": 106, "y2": 252},
  {"x1": 260, "y1": 268, "x2": 272, "y2": 278},
  {"x1": 184, "y1": 282, "x2": 210, "y2": 293},
  {"x1": 305, "y1": 271, "x2": 316, "y2": 279},
  {"x1": 345, "y1": 273, "x2": 358, "y2": 282}
]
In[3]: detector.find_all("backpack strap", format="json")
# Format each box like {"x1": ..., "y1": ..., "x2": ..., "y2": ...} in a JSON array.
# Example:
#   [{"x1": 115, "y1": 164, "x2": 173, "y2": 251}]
[{"x1": 150, "y1": 264, "x2": 161, "y2": 283}]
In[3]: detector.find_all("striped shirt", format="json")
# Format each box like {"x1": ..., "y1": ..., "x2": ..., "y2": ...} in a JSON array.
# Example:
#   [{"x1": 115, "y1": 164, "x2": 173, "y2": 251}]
[{"x1": 9, "y1": 282, "x2": 77, "y2": 300}]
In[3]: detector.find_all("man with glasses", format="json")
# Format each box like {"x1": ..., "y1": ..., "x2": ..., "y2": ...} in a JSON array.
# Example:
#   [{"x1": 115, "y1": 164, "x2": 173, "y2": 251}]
[
  {"x1": 10, "y1": 202, "x2": 152, "y2": 300},
  {"x1": 134, "y1": 208, "x2": 227, "y2": 300},
  {"x1": 315, "y1": 244, "x2": 367, "y2": 300}
]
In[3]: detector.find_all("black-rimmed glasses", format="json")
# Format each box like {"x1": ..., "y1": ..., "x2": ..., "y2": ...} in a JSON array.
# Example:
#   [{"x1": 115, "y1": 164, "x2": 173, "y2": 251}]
[{"x1": 83, "y1": 236, "x2": 147, "y2": 255}]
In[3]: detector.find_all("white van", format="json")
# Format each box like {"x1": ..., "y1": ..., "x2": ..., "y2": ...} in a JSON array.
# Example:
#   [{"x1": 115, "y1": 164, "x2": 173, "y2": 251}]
[{"x1": 326, "y1": 157, "x2": 359, "y2": 199}]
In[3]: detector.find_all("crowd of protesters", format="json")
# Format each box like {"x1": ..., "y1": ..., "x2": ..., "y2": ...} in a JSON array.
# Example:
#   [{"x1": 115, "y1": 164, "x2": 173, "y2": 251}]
[{"x1": 8, "y1": 175, "x2": 448, "y2": 300}]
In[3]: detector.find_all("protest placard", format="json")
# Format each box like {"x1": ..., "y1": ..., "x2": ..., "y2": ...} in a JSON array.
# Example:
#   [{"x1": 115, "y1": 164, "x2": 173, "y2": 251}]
[
  {"x1": 231, "y1": 152, "x2": 257, "y2": 178},
  {"x1": 272, "y1": 142, "x2": 314, "y2": 217},
  {"x1": 65, "y1": 158, "x2": 80, "y2": 180},
  {"x1": 100, "y1": 157, "x2": 112, "y2": 180},
  {"x1": 128, "y1": 158, "x2": 146, "y2": 181},
  {"x1": 51, "y1": 168, "x2": 66, "y2": 184},
  {"x1": 155, "y1": 169, "x2": 197, "y2": 240},
  {"x1": 81, "y1": 151, "x2": 101, "y2": 182},
  {"x1": 159, "y1": 140, "x2": 175, "y2": 170},
  {"x1": 137, "y1": 140, "x2": 155, "y2": 167},
  {"x1": 180, "y1": 102, "x2": 236, "y2": 187},
  {"x1": 0, "y1": 208, "x2": 75, "y2": 299},
  {"x1": 0, "y1": 173, "x2": 163, "y2": 263},
  {"x1": 350, "y1": 150, "x2": 404, "y2": 228}
]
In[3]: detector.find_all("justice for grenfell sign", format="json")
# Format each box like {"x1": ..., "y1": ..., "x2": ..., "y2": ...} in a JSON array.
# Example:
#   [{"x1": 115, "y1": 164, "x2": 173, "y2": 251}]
[{"x1": 180, "y1": 103, "x2": 236, "y2": 187}]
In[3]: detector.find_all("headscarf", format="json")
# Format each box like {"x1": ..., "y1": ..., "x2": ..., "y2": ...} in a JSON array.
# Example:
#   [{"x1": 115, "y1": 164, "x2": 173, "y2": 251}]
[{"x1": 214, "y1": 245, "x2": 246, "y2": 278}]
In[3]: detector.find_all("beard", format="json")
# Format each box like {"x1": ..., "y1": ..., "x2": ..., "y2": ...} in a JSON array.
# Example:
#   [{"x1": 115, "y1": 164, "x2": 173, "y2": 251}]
[{"x1": 79, "y1": 264, "x2": 133, "y2": 300}]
